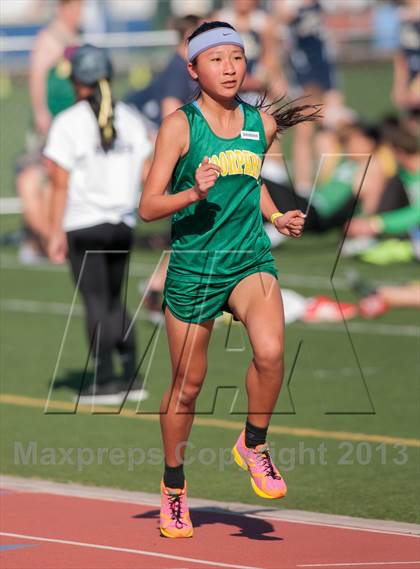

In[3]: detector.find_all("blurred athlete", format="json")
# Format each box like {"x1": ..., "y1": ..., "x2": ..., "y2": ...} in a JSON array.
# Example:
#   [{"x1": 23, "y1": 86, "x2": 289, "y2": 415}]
[
  {"x1": 276, "y1": 0, "x2": 344, "y2": 195},
  {"x1": 45, "y1": 45, "x2": 152, "y2": 405},
  {"x1": 30, "y1": 0, "x2": 82, "y2": 134},
  {"x1": 393, "y1": 0, "x2": 420, "y2": 114},
  {"x1": 17, "y1": 0, "x2": 82, "y2": 263},
  {"x1": 124, "y1": 14, "x2": 200, "y2": 128},
  {"x1": 347, "y1": 120, "x2": 419, "y2": 239}
]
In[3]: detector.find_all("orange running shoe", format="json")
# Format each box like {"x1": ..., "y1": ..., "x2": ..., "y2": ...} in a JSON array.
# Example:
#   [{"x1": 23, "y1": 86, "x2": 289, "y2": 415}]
[
  {"x1": 159, "y1": 480, "x2": 193, "y2": 538},
  {"x1": 232, "y1": 430, "x2": 287, "y2": 499}
]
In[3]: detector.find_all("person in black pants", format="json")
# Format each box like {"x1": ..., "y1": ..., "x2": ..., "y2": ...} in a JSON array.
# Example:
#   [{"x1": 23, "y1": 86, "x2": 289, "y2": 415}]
[
  {"x1": 66, "y1": 222, "x2": 138, "y2": 401},
  {"x1": 44, "y1": 45, "x2": 152, "y2": 404}
]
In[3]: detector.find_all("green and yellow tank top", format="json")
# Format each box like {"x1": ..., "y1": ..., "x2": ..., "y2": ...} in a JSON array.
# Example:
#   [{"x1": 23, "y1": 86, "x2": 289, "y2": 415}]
[
  {"x1": 47, "y1": 57, "x2": 76, "y2": 117},
  {"x1": 167, "y1": 100, "x2": 275, "y2": 283}
]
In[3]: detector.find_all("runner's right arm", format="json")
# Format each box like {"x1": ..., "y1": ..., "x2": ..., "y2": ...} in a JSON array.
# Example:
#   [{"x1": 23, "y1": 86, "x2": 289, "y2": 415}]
[{"x1": 139, "y1": 111, "x2": 221, "y2": 221}]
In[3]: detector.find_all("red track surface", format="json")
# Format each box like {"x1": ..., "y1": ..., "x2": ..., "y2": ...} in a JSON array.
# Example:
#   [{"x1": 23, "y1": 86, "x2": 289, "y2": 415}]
[{"x1": 1, "y1": 489, "x2": 419, "y2": 569}]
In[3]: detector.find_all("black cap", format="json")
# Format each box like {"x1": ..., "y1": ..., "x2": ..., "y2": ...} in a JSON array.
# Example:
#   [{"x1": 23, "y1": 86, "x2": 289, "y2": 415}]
[{"x1": 70, "y1": 44, "x2": 113, "y2": 86}]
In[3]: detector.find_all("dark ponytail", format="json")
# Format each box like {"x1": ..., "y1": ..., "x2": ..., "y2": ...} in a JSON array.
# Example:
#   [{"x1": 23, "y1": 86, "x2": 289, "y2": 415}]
[
  {"x1": 87, "y1": 78, "x2": 117, "y2": 152},
  {"x1": 252, "y1": 93, "x2": 323, "y2": 135}
]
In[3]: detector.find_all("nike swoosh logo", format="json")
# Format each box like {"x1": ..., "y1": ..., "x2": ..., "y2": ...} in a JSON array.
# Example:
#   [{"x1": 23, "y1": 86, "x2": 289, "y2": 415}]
[{"x1": 222, "y1": 32, "x2": 231, "y2": 36}]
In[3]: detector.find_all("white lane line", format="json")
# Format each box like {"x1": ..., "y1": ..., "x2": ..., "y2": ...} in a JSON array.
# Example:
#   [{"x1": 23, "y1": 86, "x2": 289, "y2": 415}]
[
  {"x1": 0, "y1": 532, "x2": 261, "y2": 569},
  {"x1": 298, "y1": 562, "x2": 420, "y2": 567},
  {"x1": 1, "y1": 298, "x2": 418, "y2": 338}
]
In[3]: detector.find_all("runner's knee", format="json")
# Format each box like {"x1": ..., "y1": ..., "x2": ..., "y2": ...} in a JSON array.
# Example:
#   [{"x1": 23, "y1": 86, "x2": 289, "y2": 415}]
[
  {"x1": 253, "y1": 342, "x2": 283, "y2": 373},
  {"x1": 172, "y1": 365, "x2": 207, "y2": 408},
  {"x1": 175, "y1": 379, "x2": 205, "y2": 408}
]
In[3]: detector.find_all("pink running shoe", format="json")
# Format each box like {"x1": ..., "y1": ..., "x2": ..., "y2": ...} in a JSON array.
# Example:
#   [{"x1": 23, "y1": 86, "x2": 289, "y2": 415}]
[
  {"x1": 232, "y1": 431, "x2": 287, "y2": 499},
  {"x1": 159, "y1": 480, "x2": 193, "y2": 538}
]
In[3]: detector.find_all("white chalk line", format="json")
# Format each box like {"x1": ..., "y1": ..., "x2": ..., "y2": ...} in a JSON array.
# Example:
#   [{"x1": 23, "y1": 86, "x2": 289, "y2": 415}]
[{"x1": 0, "y1": 531, "x2": 261, "y2": 569}]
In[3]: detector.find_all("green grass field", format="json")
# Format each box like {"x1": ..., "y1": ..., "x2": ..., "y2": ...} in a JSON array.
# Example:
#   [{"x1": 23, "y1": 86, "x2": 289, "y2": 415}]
[{"x1": 1, "y1": 62, "x2": 419, "y2": 524}]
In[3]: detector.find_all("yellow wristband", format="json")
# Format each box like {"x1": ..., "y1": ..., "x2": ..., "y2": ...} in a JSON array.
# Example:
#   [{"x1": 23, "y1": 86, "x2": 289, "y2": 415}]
[{"x1": 270, "y1": 212, "x2": 284, "y2": 225}]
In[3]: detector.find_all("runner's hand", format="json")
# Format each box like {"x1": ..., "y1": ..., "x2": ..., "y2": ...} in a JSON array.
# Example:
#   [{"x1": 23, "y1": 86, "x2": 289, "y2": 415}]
[
  {"x1": 274, "y1": 210, "x2": 305, "y2": 238},
  {"x1": 192, "y1": 156, "x2": 222, "y2": 200}
]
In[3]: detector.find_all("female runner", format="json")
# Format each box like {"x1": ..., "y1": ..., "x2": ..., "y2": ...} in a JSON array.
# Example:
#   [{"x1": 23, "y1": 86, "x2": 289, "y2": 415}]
[{"x1": 139, "y1": 21, "x2": 319, "y2": 538}]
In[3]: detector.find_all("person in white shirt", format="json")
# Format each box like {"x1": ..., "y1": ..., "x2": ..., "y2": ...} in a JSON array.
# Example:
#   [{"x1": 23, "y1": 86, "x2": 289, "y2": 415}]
[{"x1": 44, "y1": 44, "x2": 152, "y2": 404}]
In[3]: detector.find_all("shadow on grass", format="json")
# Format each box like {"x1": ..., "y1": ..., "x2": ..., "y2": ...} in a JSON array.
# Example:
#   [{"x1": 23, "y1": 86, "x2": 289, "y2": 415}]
[{"x1": 50, "y1": 369, "x2": 94, "y2": 393}]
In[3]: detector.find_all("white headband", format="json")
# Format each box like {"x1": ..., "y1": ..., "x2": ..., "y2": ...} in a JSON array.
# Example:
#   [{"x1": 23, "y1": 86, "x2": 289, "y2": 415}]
[{"x1": 187, "y1": 27, "x2": 245, "y2": 62}]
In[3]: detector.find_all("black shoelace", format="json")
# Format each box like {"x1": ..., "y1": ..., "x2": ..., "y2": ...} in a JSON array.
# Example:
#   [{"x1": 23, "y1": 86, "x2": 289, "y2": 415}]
[
  {"x1": 258, "y1": 449, "x2": 281, "y2": 480},
  {"x1": 169, "y1": 493, "x2": 184, "y2": 528}
]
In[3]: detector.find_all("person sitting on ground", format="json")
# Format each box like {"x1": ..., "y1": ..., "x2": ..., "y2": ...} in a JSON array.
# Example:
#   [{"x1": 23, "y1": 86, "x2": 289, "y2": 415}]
[
  {"x1": 347, "y1": 120, "x2": 420, "y2": 239},
  {"x1": 348, "y1": 270, "x2": 420, "y2": 319},
  {"x1": 266, "y1": 118, "x2": 396, "y2": 235}
]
